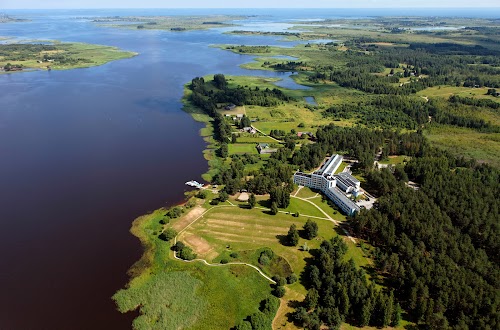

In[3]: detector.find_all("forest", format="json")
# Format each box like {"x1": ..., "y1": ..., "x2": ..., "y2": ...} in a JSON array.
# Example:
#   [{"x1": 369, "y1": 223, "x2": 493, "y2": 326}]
[{"x1": 350, "y1": 153, "x2": 499, "y2": 329}]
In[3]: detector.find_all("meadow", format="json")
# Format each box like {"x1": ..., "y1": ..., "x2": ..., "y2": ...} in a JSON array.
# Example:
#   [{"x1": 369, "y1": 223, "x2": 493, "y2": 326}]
[{"x1": 0, "y1": 42, "x2": 136, "y2": 72}]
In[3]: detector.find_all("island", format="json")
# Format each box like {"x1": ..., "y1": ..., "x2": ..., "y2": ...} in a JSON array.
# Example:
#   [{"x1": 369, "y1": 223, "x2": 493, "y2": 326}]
[
  {"x1": 0, "y1": 13, "x2": 30, "y2": 23},
  {"x1": 114, "y1": 15, "x2": 500, "y2": 330},
  {"x1": 0, "y1": 41, "x2": 137, "y2": 73},
  {"x1": 87, "y1": 15, "x2": 243, "y2": 31}
]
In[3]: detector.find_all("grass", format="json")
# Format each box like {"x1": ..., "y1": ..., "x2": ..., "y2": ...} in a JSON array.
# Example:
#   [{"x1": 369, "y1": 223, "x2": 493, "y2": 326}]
[
  {"x1": 294, "y1": 186, "x2": 318, "y2": 199},
  {"x1": 379, "y1": 155, "x2": 410, "y2": 165},
  {"x1": 425, "y1": 124, "x2": 500, "y2": 167},
  {"x1": 228, "y1": 143, "x2": 259, "y2": 155},
  {"x1": 94, "y1": 15, "x2": 243, "y2": 31},
  {"x1": 417, "y1": 85, "x2": 500, "y2": 102},
  {"x1": 0, "y1": 41, "x2": 137, "y2": 72},
  {"x1": 113, "y1": 208, "x2": 273, "y2": 330}
]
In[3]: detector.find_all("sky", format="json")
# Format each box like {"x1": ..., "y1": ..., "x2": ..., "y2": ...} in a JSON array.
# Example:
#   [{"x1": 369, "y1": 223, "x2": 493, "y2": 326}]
[{"x1": 2, "y1": 0, "x2": 500, "y2": 9}]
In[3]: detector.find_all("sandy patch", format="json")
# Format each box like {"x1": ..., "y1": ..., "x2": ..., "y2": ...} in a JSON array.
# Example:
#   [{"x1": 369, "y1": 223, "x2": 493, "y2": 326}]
[
  {"x1": 183, "y1": 234, "x2": 213, "y2": 256},
  {"x1": 172, "y1": 206, "x2": 206, "y2": 231},
  {"x1": 237, "y1": 192, "x2": 250, "y2": 202}
]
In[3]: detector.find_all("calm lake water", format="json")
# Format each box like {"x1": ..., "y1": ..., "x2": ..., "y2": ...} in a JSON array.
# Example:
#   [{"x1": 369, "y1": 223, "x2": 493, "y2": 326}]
[{"x1": 1, "y1": 7, "x2": 498, "y2": 329}]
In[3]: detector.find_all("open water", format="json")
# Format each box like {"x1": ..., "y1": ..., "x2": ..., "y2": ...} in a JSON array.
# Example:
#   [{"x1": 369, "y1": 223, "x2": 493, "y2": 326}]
[{"x1": 0, "y1": 7, "x2": 498, "y2": 329}]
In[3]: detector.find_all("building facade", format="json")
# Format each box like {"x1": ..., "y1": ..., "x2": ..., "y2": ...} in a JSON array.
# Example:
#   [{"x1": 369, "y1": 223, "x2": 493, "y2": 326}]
[{"x1": 293, "y1": 154, "x2": 361, "y2": 216}]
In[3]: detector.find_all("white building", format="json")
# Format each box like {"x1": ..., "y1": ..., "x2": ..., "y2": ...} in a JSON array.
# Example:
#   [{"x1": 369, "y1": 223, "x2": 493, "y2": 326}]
[{"x1": 293, "y1": 154, "x2": 361, "y2": 216}]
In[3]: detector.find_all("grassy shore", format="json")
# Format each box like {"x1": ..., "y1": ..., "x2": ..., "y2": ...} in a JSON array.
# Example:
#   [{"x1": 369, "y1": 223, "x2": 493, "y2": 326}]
[
  {"x1": 91, "y1": 15, "x2": 242, "y2": 31},
  {"x1": 0, "y1": 41, "x2": 137, "y2": 73},
  {"x1": 113, "y1": 205, "x2": 274, "y2": 330}
]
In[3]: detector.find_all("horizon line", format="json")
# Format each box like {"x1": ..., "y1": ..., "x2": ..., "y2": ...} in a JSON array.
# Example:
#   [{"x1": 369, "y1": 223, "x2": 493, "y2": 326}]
[{"x1": 3, "y1": 7, "x2": 500, "y2": 9}]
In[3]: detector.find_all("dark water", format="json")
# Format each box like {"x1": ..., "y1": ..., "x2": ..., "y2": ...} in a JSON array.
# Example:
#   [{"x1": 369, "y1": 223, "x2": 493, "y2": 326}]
[
  {"x1": 1, "y1": 8, "x2": 499, "y2": 330},
  {"x1": 0, "y1": 10, "x2": 310, "y2": 330}
]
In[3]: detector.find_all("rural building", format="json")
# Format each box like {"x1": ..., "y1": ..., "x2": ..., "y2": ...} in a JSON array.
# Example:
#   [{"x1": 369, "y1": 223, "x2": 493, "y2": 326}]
[
  {"x1": 293, "y1": 154, "x2": 361, "y2": 216},
  {"x1": 257, "y1": 143, "x2": 278, "y2": 154},
  {"x1": 224, "y1": 104, "x2": 236, "y2": 110},
  {"x1": 242, "y1": 127, "x2": 257, "y2": 134}
]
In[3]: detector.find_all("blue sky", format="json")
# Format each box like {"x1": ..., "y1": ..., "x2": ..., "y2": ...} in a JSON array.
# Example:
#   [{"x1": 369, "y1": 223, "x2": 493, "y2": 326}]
[{"x1": 2, "y1": 0, "x2": 499, "y2": 9}]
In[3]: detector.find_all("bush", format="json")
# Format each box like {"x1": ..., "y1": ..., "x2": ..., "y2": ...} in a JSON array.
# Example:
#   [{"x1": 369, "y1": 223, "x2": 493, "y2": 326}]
[
  {"x1": 260, "y1": 296, "x2": 280, "y2": 316},
  {"x1": 220, "y1": 258, "x2": 229, "y2": 264},
  {"x1": 185, "y1": 198, "x2": 196, "y2": 208},
  {"x1": 172, "y1": 241, "x2": 185, "y2": 252},
  {"x1": 196, "y1": 190, "x2": 208, "y2": 199},
  {"x1": 287, "y1": 273, "x2": 298, "y2": 284},
  {"x1": 259, "y1": 254, "x2": 270, "y2": 266},
  {"x1": 273, "y1": 286, "x2": 286, "y2": 298},
  {"x1": 230, "y1": 252, "x2": 239, "y2": 258},
  {"x1": 178, "y1": 246, "x2": 196, "y2": 261},
  {"x1": 272, "y1": 275, "x2": 287, "y2": 287},
  {"x1": 158, "y1": 228, "x2": 177, "y2": 242}
]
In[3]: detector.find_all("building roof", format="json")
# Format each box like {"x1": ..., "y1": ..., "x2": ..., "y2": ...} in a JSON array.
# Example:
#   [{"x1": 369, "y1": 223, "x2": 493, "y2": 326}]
[
  {"x1": 328, "y1": 187, "x2": 360, "y2": 212},
  {"x1": 336, "y1": 172, "x2": 360, "y2": 187},
  {"x1": 317, "y1": 154, "x2": 343, "y2": 176}
]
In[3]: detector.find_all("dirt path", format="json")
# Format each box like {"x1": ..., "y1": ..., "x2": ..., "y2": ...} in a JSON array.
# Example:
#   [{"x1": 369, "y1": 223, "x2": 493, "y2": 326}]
[{"x1": 292, "y1": 186, "x2": 303, "y2": 197}]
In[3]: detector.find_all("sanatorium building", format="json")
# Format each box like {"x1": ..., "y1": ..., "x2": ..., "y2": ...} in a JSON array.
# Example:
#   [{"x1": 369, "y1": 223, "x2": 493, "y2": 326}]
[{"x1": 293, "y1": 154, "x2": 361, "y2": 216}]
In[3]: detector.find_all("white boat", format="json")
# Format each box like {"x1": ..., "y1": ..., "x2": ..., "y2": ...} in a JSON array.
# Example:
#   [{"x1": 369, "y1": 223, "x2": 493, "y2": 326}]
[{"x1": 185, "y1": 180, "x2": 204, "y2": 189}]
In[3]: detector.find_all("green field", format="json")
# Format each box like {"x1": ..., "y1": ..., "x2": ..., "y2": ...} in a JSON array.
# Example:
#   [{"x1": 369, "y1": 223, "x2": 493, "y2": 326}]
[
  {"x1": 228, "y1": 143, "x2": 259, "y2": 155},
  {"x1": 113, "y1": 208, "x2": 273, "y2": 330},
  {"x1": 379, "y1": 155, "x2": 410, "y2": 165},
  {"x1": 425, "y1": 124, "x2": 500, "y2": 167},
  {"x1": 0, "y1": 42, "x2": 137, "y2": 72}
]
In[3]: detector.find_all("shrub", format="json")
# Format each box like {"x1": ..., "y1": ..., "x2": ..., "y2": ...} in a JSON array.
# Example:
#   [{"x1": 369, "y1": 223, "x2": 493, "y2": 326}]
[
  {"x1": 178, "y1": 246, "x2": 197, "y2": 261},
  {"x1": 172, "y1": 241, "x2": 185, "y2": 251},
  {"x1": 259, "y1": 254, "x2": 270, "y2": 266},
  {"x1": 230, "y1": 252, "x2": 239, "y2": 258},
  {"x1": 196, "y1": 190, "x2": 208, "y2": 199},
  {"x1": 220, "y1": 258, "x2": 229, "y2": 264},
  {"x1": 273, "y1": 286, "x2": 286, "y2": 298},
  {"x1": 158, "y1": 228, "x2": 177, "y2": 242},
  {"x1": 272, "y1": 275, "x2": 286, "y2": 287},
  {"x1": 287, "y1": 273, "x2": 298, "y2": 284}
]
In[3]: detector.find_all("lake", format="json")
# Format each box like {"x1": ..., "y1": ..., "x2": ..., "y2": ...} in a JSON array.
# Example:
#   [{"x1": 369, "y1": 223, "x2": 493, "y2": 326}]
[
  {"x1": 0, "y1": 9, "x2": 313, "y2": 329},
  {"x1": 0, "y1": 7, "x2": 498, "y2": 329}
]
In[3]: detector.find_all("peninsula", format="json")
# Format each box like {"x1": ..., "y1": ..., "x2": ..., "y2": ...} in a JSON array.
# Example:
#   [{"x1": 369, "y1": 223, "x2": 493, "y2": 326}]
[
  {"x1": 0, "y1": 41, "x2": 137, "y2": 73},
  {"x1": 114, "y1": 14, "x2": 499, "y2": 330}
]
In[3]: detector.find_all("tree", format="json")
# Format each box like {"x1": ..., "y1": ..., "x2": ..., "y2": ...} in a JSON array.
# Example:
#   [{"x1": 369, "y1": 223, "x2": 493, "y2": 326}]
[
  {"x1": 249, "y1": 312, "x2": 270, "y2": 330},
  {"x1": 218, "y1": 143, "x2": 228, "y2": 158},
  {"x1": 286, "y1": 224, "x2": 300, "y2": 246},
  {"x1": 231, "y1": 134, "x2": 237, "y2": 143},
  {"x1": 303, "y1": 219, "x2": 318, "y2": 239},
  {"x1": 287, "y1": 273, "x2": 298, "y2": 284},
  {"x1": 234, "y1": 320, "x2": 252, "y2": 330},
  {"x1": 392, "y1": 302, "x2": 402, "y2": 327},
  {"x1": 172, "y1": 241, "x2": 185, "y2": 251},
  {"x1": 304, "y1": 288, "x2": 319, "y2": 310},
  {"x1": 273, "y1": 286, "x2": 286, "y2": 298},
  {"x1": 159, "y1": 228, "x2": 177, "y2": 242},
  {"x1": 240, "y1": 115, "x2": 251, "y2": 128},
  {"x1": 218, "y1": 191, "x2": 229, "y2": 202},
  {"x1": 249, "y1": 193, "x2": 256, "y2": 209},
  {"x1": 270, "y1": 202, "x2": 278, "y2": 215},
  {"x1": 213, "y1": 73, "x2": 227, "y2": 89}
]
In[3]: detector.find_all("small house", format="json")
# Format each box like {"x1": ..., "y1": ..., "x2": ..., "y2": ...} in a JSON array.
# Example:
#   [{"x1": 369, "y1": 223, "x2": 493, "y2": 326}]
[{"x1": 257, "y1": 143, "x2": 278, "y2": 154}]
